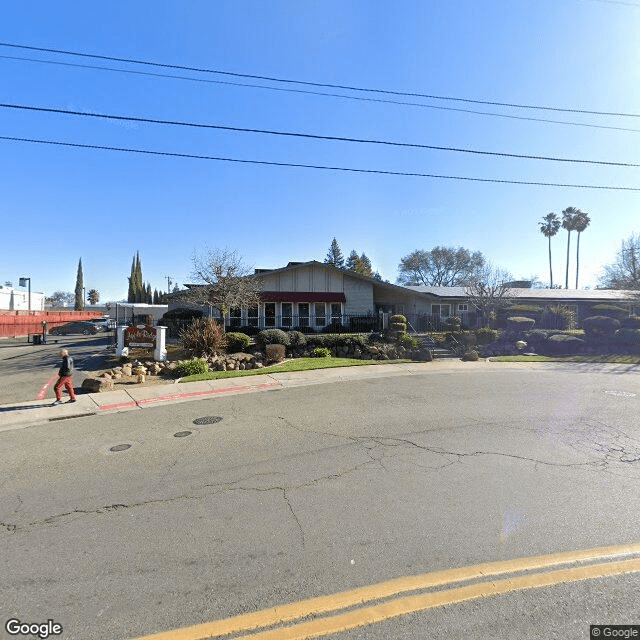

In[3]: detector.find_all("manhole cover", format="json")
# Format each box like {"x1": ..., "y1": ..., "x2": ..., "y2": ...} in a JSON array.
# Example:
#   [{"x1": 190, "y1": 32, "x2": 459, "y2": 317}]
[
  {"x1": 174, "y1": 431, "x2": 192, "y2": 438},
  {"x1": 193, "y1": 416, "x2": 223, "y2": 425},
  {"x1": 109, "y1": 444, "x2": 132, "y2": 452},
  {"x1": 604, "y1": 390, "x2": 636, "y2": 398}
]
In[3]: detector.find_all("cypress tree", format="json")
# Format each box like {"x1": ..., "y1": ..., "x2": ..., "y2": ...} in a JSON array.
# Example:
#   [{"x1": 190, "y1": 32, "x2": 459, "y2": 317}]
[{"x1": 74, "y1": 258, "x2": 84, "y2": 310}]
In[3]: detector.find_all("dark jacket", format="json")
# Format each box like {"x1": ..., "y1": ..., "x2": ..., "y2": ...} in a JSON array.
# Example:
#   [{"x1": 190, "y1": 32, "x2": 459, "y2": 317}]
[{"x1": 59, "y1": 355, "x2": 74, "y2": 377}]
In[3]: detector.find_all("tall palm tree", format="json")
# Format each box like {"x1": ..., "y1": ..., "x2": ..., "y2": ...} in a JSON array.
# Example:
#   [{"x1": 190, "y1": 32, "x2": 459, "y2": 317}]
[
  {"x1": 573, "y1": 211, "x2": 591, "y2": 289},
  {"x1": 562, "y1": 207, "x2": 581, "y2": 289},
  {"x1": 539, "y1": 213, "x2": 561, "y2": 288}
]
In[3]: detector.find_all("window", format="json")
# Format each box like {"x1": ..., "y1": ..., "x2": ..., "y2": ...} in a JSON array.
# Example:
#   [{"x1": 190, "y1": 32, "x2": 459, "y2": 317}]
[
  {"x1": 314, "y1": 302, "x2": 326, "y2": 327},
  {"x1": 331, "y1": 303, "x2": 342, "y2": 323},
  {"x1": 229, "y1": 307, "x2": 241, "y2": 327},
  {"x1": 432, "y1": 304, "x2": 451, "y2": 318},
  {"x1": 458, "y1": 304, "x2": 468, "y2": 312},
  {"x1": 247, "y1": 306, "x2": 259, "y2": 327},
  {"x1": 264, "y1": 303, "x2": 276, "y2": 327},
  {"x1": 281, "y1": 303, "x2": 292, "y2": 327},
  {"x1": 298, "y1": 303, "x2": 310, "y2": 327}
]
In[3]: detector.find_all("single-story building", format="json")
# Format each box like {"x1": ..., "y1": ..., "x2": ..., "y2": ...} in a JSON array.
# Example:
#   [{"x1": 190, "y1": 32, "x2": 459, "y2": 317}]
[
  {"x1": 0, "y1": 284, "x2": 45, "y2": 311},
  {"x1": 169, "y1": 260, "x2": 639, "y2": 331}
]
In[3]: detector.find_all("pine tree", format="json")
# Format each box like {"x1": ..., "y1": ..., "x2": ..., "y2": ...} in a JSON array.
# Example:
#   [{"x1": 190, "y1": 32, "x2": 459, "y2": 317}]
[
  {"x1": 345, "y1": 250, "x2": 360, "y2": 271},
  {"x1": 127, "y1": 255, "x2": 136, "y2": 302},
  {"x1": 153, "y1": 289, "x2": 159, "y2": 304},
  {"x1": 74, "y1": 258, "x2": 84, "y2": 310},
  {"x1": 325, "y1": 238, "x2": 345, "y2": 269},
  {"x1": 358, "y1": 253, "x2": 373, "y2": 277},
  {"x1": 146, "y1": 283, "x2": 152, "y2": 303}
]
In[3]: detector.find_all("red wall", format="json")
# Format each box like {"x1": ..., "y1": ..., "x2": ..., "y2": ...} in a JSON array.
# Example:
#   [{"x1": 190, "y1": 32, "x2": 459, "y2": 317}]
[{"x1": 0, "y1": 311, "x2": 102, "y2": 338}]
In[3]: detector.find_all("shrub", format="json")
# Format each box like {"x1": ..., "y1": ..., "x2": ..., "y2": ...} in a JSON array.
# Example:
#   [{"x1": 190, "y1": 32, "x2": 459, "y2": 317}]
[
  {"x1": 590, "y1": 304, "x2": 630, "y2": 318},
  {"x1": 506, "y1": 316, "x2": 536, "y2": 332},
  {"x1": 474, "y1": 327, "x2": 499, "y2": 345},
  {"x1": 312, "y1": 346, "x2": 331, "y2": 358},
  {"x1": 174, "y1": 358, "x2": 209, "y2": 377},
  {"x1": 179, "y1": 318, "x2": 226, "y2": 357},
  {"x1": 265, "y1": 344, "x2": 286, "y2": 363},
  {"x1": 287, "y1": 330, "x2": 307, "y2": 347},
  {"x1": 368, "y1": 332, "x2": 386, "y2": 344},
  {"x1": 546, "y1": 305, "x2": 576, "y2": 330},
  {"x1": 321, "y1": 322, "x2": 349, "y2": 334},
  {"x1": 508, "y1": 304, "x2": 543, "y2": 314},
  {"x1": 390, "y1": 322, "x2": 406, "y2": 331},
  {"x1": 398, "y1": 333, "x2": 421, "y2": 349},
  {"x1": 225, "y1": 332, "x2": 251, "y2": 353},
  {"x1": 582, "y1": 316, "x2": 620, "y2": 337},
  {"x1": 390, "y1": 314, "x2": 407, "y2": 324},
  {"x1": 256, "y1": 328, "x2": 290, "y2": 347},
  {"x1": 444, "y1": 316, "x2": 462, "y2": 331},
  {"x1": 546, "y1": 334, "x2": 585, "y2": 354},
  {"x1": 237, "y1": 324, "x2": 260, "y2": 336},
  {"x1": 615, "y1": 328, "x2": 640, "y2": 348},
  {"x1": 620, "y1": 316, "x2": 640, "y2": 329},
  {"x1": 292, "y1": 324, "x2": 316, "y2": 334}
]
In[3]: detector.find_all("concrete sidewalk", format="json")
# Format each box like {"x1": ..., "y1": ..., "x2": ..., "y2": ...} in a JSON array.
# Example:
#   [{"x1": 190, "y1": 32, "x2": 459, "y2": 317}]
[{"x1": 0, "y1": 360, "x2": 488, "y2": 432}]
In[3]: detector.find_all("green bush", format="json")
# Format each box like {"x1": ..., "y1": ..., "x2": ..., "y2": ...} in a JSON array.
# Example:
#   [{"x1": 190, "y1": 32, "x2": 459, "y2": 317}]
[
  {"x1": 582, "y1": 316, "x2": 621, "y2": 337},
  {"x1": 237, "y1": 325, "x2": 260, "y2": 336},
  {"x1": 256, "y1": 328, "x2": 290, "y2": 347},
  {"x1": 620, "y1": 316, "x2": 640, "y2": 329},
  {"x1": 590, "y1": 304, "x2": 630, "y2": 317},
  {"x1": 474, "y1": 327, "x2": 499, "y2": 345},
  {"x1": 545, "y1": 334, "x2": 585, "y2": 354},
  {"x1": 398, "y1": 333, "x2": 421, "y2": 349},
  {"x1": 292, "y1": 325, "x2": 316, "y2": 334},
  {"x1": 179, "y1": 318, "x2": 226, "y2": 357},
  {"x1": 390, "y1": 322, "x2": 406, "y2": 331},
  {"x1": 390, "y1": 314, "x2": 407, "y2": 324},
  {"x1": 508, "y1": 304, "x2": 543, "y2": 313},
  {"x1": 615, "y1": 328, "x2": 640, "y2": 347},
  {"x1": 368, "y1": 332, "x2": 386, "y2": 343},
  {"x1": 225, "y1": 332, "x2": 251, "y2": 353},
  {"x1": 506, "y1": 316, "x2": 536, "y2": 332},
  {"x1": 321, "y1": 322, "x2": 349, "y2": 334},
  {"x1": 287, "y1": 330, "x2": 307, "y2": 347},
  {"x1": 444, "y1": 316, "x2": 462, "y2": 330},
  {"x1": 312, "y1": 347, "x2": 331, "y2": 358},
  {"x1": 174, "y1": 358, "x2": 209, "y2": 377}
]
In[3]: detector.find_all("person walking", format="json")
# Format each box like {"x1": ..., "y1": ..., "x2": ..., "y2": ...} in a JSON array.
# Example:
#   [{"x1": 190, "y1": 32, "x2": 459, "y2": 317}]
[{"x1": 52, "y1": 349, "x2": 77, "y2": 405}]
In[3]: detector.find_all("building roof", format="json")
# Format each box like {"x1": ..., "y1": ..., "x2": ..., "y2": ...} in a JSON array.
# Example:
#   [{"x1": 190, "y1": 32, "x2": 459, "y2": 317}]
[{"x1": 405, "y1": 285, "x2": 638, "y2": 301}]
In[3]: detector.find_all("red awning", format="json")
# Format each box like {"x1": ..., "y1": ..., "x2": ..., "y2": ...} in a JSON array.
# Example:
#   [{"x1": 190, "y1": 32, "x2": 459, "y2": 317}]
[{"x1": 261, "y1": 291, "x2": 346, "y2": 303}]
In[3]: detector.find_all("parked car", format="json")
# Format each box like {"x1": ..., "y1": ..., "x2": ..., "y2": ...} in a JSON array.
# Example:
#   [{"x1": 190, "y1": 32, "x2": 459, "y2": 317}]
[
  {"x1": 49, "y1": 321, "x2": 101, "y2": 336},
  {"x1": 89, "y1": 318, "x2": 114, "y2": 331}
]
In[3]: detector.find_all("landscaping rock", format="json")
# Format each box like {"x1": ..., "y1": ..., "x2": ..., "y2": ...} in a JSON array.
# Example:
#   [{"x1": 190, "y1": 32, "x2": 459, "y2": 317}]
[
  {"x1": 81, "y1": 377, "x2": 115, "y2": 393},
  {"x1": 462, "y1": 350, "x2": 480, "y2": 361}
]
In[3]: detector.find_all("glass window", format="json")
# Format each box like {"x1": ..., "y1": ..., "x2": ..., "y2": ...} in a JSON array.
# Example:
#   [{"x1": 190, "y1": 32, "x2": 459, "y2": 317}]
[
  {"x1": 432, "y1": 304, "x2": 451, "y2": 318},
  {"x1": 331, "y1": 303, "x2": 342, "y2": 322},
  {"x1": 281, "y1": 303, "x2": 292, "y2": 327},
  {"x1": 458, "y1": 304, "x2": 468, "y2": 312},
  {"x1": 264, "y1": 303, "x2": 276, "y2": 327},
  {"x1": 247, "y1": 306, "x2": 258, "y2": 327},
  {"x1": 229, "y1": 307, "x2": 241, "y2": 327},
  {"x1": 298, "y1": 303, "x2": 310, "y2": 327},
  {"x1": 314, "y1": 302, "x2": 326, "y2": 326}
]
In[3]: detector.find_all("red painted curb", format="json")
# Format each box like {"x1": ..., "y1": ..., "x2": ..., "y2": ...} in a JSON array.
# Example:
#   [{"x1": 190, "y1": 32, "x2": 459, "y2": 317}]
[
  {"x1": 36, "y1": 373, "x2": 59, "y2": 401},
  {"x1": 98, "y1": 381, "x2": 281, "y2": 412}
]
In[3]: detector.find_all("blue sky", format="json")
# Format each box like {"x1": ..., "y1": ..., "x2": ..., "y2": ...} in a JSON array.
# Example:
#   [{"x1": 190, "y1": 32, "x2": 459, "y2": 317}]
[{"x1": 2, "y1": 1, "x2": 639, "y2": 301}]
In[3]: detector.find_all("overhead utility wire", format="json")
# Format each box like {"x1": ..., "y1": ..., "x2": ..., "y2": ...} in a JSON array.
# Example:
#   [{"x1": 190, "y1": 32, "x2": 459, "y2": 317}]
[
  {"x1": 1, "y1": 135, "x2": 638, "y2": 191},
  {"x1": 3, "y1": 102, "x2": 638, "y2": 168},
  {"x1": 0, "y1": 41, "x2": 638, "y2": 119},
  {"x1": 3, "y1": 55, "x2": 640, "y2": 135}
]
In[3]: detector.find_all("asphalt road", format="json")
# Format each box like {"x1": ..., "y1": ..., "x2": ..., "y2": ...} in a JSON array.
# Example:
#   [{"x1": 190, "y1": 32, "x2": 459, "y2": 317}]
[
  {"x1": 2, "y1": 363, "x2": 640, "y2": 639},
  {"x1": 0, "y1": 334, "x2": 115, "y2": 403}
]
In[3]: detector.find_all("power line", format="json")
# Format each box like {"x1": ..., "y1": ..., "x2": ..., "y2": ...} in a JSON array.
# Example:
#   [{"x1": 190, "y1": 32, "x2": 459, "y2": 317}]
[
  {"x1": 1, "y1": 134, "x2": 638, "y2": 191},
  {"x1": 3, "y1": 54, "x2": 640, "y2": 135},
  {"x1": 3, "y1": 102, "x2": 639, "y2": 168},
  {"x1": 0, "y1": 41, "x2": 638, "y2": 119}
]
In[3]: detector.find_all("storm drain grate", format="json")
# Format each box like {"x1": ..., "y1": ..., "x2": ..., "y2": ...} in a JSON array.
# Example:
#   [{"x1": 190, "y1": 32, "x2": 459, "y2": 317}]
[
  {"x1": 193, "y1": 416, "x2": 223, "y2": 425},
  {"x1": 109, "y1": 444, "x2": 132, "y2": 452},
  {"x1": 174, "y1": 431, "x2": 192, "y2": 438}
]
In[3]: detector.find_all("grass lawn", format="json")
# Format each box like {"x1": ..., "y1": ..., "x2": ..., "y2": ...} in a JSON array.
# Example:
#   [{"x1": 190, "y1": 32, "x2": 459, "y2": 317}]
[
  {"x1": 180, "y1": 357, "x2": 411, "y2": 382},
  {"x1": 489, "y1": 355, "x2": 640, "y2": 364}
]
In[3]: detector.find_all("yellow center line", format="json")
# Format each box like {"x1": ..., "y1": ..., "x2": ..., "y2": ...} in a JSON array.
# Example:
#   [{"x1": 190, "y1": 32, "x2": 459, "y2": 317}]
[
  {"x1": 231, "y1": 557, "x2": 640, "y2": 640},
  {"x1": 133, "y1": 541, "x2": 640, "y2": 640}
]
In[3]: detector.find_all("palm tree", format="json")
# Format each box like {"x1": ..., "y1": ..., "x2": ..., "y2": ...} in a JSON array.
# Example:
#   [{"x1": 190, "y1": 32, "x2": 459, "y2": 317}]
[
  {"x1": 562, "y1": 207, "x2": 581, "y2": 289},
  {"x1": 573, "y1": 210, "x2": 591, "y2": 289},
  {"x1": 539, "y1": 213, "x2": 561, "y2": 288}
]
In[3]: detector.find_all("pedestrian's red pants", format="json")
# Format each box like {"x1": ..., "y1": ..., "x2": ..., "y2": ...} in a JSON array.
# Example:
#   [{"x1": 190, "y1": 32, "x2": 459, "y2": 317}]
[{"x1": 54, "y1": 376, "x2": 76, "y2": 401}]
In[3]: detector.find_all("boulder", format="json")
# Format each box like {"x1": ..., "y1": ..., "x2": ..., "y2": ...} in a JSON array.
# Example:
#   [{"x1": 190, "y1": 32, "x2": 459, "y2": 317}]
[{"x1": 81, "y1": 377, "x2": 115, "y2": 393}]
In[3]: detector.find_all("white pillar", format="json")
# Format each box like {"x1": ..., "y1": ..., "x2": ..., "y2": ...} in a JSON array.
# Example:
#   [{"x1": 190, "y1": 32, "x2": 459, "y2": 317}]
[
  {"x1": 154, "y1": 326, "x2": 167, "y2": 362},
  {"x1": 116, "y1": 326, "x2": 126, "y2": 356}
]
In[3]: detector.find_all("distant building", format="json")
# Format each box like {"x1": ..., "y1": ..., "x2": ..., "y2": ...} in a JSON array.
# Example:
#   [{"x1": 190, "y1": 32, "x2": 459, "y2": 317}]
[{"x1": 0, "y1": 284, "x2": 45, "y2": 311}]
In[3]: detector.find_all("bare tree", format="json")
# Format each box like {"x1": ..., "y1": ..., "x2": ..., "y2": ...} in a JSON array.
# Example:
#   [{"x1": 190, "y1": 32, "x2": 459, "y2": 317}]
[
  {"x1": 463, "y1": 265, "x2": 514, "y2": 327},
  {"x1": 397, "y1": 246, "x2": 486, "y2": 286},
  {"x1": 598, "y1": 233, "x2": 640, "y2": 290},
  {"x1": 181, "y1": 249, "x2": 263, "y2": 330}
]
